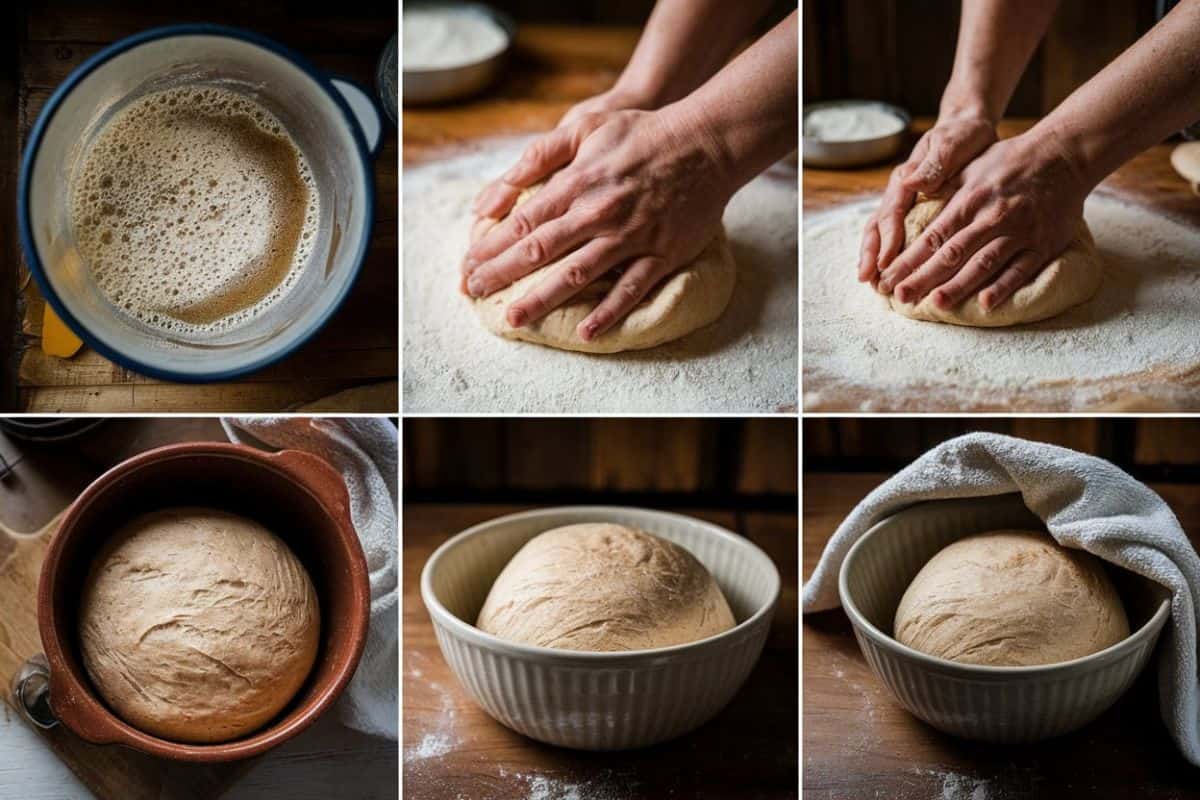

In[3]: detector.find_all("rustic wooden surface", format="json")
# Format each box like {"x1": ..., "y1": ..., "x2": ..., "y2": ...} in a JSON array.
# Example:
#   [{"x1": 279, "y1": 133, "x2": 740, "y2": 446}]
[
  {"x1": 403, "y1": 504, "x2": 798, "y2": 800},
  {"x1": 803, "y1": 117, "x2": 1200, "y2": 412},
  {"x1": 802, "y1": 471, "x2": 1198, "y2": 800},
  {"x1": 5, "y1": 3, "x2": 398, "y2": 412},
  {"x1": 0, "y1": 418, "x2": 397, "y2": 799},
  {"x1": 403, "y1": 25, "x2": 639, "y2": 165}
]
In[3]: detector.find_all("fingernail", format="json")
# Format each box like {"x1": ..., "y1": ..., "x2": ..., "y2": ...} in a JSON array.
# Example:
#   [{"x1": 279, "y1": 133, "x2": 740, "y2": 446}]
[
  {"x1": 580, "y1": 323, "x2": 597, "y2": 341},
  {"x1": 467, "y1": 278, "x2": 484, "y2": 297},
  {"x1": 508, "y1": 307, "x2": 527, "y2": 327}
]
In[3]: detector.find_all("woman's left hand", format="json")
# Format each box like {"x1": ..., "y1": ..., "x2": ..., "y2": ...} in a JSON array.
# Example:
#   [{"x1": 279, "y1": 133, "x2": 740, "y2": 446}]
[{"x1": 461, "y1": 107, "x2": 734, "y2": 342}]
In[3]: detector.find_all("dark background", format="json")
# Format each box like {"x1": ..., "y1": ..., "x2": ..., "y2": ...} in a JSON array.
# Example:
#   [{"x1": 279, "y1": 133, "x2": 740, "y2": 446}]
[
  {"x1": 403, "y1": 417, "x2": 797, "y2": 510},
  {"x1": 486, "y1": 0, "x2": 795, "y2": 27},
  {"x1": 804, "y1": 0, "x2": 1160, "y2": 116},
  {"x1": 805, "y1": 418, "x2": 1200, "y2": 483}
]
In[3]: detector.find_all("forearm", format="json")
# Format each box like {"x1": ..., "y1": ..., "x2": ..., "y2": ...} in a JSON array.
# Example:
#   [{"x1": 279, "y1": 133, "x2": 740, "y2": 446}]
[
  {"x1": 665, "y1": 11, "x2": 798, "y2": 192},
  {"x1": 615, "y1": 0, "x2": 776, "y2": 107},
  {"x1": 1033, "y1": 0, "x2": 1200, "y2": 187},
  {"x1": 941, "y1": 0, "x2": 1058, "y2": 121}
]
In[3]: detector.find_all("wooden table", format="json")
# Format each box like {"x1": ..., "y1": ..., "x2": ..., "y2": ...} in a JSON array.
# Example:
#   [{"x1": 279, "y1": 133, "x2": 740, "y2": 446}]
[
  {"x1": 0, "y1": 418, "x2": 397, "y2": 799},
  {"x1": 403, "y1": 504, "x2": 798, "y2": 800},
  {"x1": 403, "y1": 25, "x2": 639, "y2": 164},
  {"x1": 803, "y1": 118, "x2": 1200, "y2": 412},
  {"x1": 2, "y1": 3, "x2": 398, "y2": 412},
  {"x1": 802, "y1": 472, "x2": 1198, "y2": 799}
]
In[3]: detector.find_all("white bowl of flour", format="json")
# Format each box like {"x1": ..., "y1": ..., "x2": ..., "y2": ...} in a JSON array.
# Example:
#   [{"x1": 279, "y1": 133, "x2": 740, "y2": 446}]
[
  {"x1": 403, "y1": 2, "x2": 514, "y2": 104},
  {"x1": 803, "y1": 100, "x2": 910, "y2": 168}
]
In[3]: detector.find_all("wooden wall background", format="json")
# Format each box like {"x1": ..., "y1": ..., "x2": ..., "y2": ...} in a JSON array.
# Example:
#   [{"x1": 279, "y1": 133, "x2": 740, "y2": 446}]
[
  {"x1": 804, "y1": 0, "x2": 1159, "y2": 116},
  {"x1": 487, "y1": 1, "x2": 794, "y2": 26},
  {"x1": 404, "y1": 418, "x2": 797, "y2": 506},
  {"x1": 805, "y1": 419, "x2": 1200, "y2": 479}
]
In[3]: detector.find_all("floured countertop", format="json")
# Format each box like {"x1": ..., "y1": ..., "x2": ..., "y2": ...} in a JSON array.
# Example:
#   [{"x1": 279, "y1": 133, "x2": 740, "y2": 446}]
[
  {"x1": 804, "y1": 193, "x2": 1200, "y2": 411},
  {"x1": 404, "y1": 137, "x2": 798, "y2": 413}
]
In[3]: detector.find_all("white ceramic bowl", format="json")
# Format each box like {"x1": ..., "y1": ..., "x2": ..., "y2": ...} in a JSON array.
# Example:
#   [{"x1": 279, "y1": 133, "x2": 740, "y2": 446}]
[
  {"x1": 420, "y1": 506, "x2": 781, "y2": 750},
  {"x1": 839, "y1": 494, "x2": 1171, "y2": 742}
]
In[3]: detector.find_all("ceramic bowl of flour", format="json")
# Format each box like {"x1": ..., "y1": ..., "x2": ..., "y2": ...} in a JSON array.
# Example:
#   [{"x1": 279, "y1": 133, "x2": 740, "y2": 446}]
[
  {"x1": 803, "y1": 100, "x2": 910, "y2": 168},
  {"x1": 839, "y1": 494, "x2": 1170, "y2": 743},
  {"x1": 19, "y1": 24, "x2": 383, "y2": 382},
  {"x1": 421, "y1": 506, "x2": 780, "y2": 750},
  {"x1": 402, "y1": 2, "x2": 515, "y2": 104}
]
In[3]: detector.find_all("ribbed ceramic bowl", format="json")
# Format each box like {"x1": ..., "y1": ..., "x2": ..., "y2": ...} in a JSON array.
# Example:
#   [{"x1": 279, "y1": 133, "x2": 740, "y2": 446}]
[
  {"x1": 839, "y1": 493, "x2": 1171, "y2": 743},
  {"x1": 421, "y1": 506, "x2": 781, "y2": 750}
]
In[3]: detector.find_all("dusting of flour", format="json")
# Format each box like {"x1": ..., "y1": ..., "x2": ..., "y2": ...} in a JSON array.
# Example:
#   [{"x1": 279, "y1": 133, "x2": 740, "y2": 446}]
[
  {"x1": 804, "y1": 194, "x2": 1200, "y2": 410},
  {"x1": 403, "y1": 137, "x2": 797, "y2": 413}
]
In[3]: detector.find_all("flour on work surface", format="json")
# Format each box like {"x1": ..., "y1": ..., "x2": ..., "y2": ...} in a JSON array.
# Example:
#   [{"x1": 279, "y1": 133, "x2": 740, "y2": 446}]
[
  {"x1": 803, "y1": 195, "x2": 1200, "y2": 410},
  {"x1": 404, "y1": 137, "x2": 798, "y2": 413}
]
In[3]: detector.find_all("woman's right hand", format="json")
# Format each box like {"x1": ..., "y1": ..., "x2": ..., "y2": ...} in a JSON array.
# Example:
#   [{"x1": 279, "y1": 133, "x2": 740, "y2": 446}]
[{"x1": 857, "y1": 112, "x2": 999, "y2": 285}]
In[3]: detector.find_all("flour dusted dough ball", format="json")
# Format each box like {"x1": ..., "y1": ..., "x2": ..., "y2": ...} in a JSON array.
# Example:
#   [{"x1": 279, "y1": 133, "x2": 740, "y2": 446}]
[
  {"x1": 79, "y1": 508, "x2": 320, "y2": 743},
  {"x1": 471, "y1": 186, "x2": 736, "y2": 353},
  {"x1": 476, "y1": 523, "x2": 736, "y2": 651},
  {"x1": 882, "y1": 197, "x2": 1103, "y2": 326},
  {"x1": 894, "y1": 530, "x2": 1129, "y2": 666}
]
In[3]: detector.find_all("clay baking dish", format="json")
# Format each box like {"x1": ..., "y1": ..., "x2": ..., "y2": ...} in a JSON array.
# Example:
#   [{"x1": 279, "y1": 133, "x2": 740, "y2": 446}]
[{"x1": 36, "y1": 442, "x2": 370, "y2": 762}]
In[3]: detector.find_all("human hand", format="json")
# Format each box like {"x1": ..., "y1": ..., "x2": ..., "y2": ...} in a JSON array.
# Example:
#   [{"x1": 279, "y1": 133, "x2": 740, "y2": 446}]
[
  {"x1": 872, "y1": 128, "x2": 1092, "y2": 312},
  {"x1": 461, "y1": 107, "x2": 734, "y2": 342},
  {"x1": 857, "y1": 113, "x2": 998, "y2": 284}
]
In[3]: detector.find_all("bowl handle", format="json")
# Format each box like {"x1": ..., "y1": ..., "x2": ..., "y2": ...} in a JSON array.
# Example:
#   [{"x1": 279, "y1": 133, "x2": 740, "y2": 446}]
[{"x1": 329, "y1": 75, "x2": 384, "y2": 159}]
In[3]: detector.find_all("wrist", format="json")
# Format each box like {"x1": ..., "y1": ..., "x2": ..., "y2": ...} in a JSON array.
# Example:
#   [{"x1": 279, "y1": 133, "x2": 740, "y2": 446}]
[
  {"x1": 658, "y1": 97, "x2": 740, "y2": 198},
  {"x1": 939, "y1": 82, "x2": 999, "y2": 126},
  {"x1": 1025, "y1": 119, "x2": 1103, "y2": 195}
]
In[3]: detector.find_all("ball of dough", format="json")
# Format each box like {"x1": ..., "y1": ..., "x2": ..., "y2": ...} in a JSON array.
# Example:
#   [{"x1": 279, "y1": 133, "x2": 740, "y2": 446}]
[
  {"x1": 476, "y1": 523, "x2": 736, "y2": 651},
  {"x1": 471, "y1": 186, "x2": 736, "y2": 353},
  {"x1": 882, "y1": 197, "x2": 1103, "y2": 326},
  {"x1": 894, "y1": 530, "x2": 1129, "y2": 666},
  {"x1": 79, "y1": 508, "x2": 320, "y2": 743}
]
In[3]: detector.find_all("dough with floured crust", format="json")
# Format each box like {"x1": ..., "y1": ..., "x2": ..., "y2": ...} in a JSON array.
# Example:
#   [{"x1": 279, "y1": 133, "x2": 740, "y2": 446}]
[
  {"x1": 882, "y1": 197, "x2": 1103, "y2": 326},
  {"x1": 79, "y1": 508, "x2": 320, "y2": 743},
  {"x1": 471, "y1": 186, "x2": 736, "y2": 353},
  {"x1": 476, "y1": 523, "x2": 736, "y2": 651},
  {"x1": 894, "y1": 530, "x2": 1129, "y2": 667}
]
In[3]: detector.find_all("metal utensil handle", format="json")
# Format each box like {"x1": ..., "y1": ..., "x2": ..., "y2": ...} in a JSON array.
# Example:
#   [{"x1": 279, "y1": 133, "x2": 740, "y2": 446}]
[{"x1": 11, "y1": 654, "x2": 60, "y2": 730}]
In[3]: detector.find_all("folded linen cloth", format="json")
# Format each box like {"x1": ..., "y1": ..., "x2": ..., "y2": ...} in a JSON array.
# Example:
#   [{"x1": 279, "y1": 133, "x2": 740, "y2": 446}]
[
  {"x1": 222, "y1": 416, "x2": 398, "y2": 740},
  {"x1": 802, "y1": 432, "x2": 1200, "y2": 766}
]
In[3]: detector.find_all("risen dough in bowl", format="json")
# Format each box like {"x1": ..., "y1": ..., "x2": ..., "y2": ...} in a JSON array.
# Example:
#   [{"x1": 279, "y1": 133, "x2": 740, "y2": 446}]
[
  {"x1": 471, "y1": 186, "x2": 736, "y2": 353},
  {"x1": 894, "y1": 530, "x2": 1129, "y2": 667},
  {"x1": 79, "y1": 508, "x2": 320, "y2": 743},
  {"x1": 476, "y1": 523, "x2": 736, "y2": 651},
  {"x1": 883, "y1": 197, "x2": 1103, "y2": 327}
]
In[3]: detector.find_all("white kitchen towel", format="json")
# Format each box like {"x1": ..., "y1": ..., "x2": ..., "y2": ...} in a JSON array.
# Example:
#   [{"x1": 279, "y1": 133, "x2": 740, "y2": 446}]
[
  {"x1": 222, "y1": 416, "x2": 398, "y2": 740},
  {"x1": 801, "y1": 432, "x2": 1200, "y2": 766}
]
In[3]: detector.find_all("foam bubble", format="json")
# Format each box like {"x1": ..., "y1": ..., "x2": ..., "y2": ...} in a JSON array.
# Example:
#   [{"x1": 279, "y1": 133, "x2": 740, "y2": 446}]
[{"x1": 70, "y1": 86, "x2": 319, "y2": 338}]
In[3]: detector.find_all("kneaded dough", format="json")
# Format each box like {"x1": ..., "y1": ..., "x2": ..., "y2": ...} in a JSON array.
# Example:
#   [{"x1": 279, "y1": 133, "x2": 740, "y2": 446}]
[
  {"x1": 476, "y1": 523, "x2": 736, "y2": 651},
  {"x1": 883, "y1": 197, "x2": 1103, "y2": 326},
  {"x1": 894, "y1": 530, "x2": 1129, "y2": 667},
  {"x1": 79, "y1": 508, "x2": 320, "y2": 743},
  {"x1": 471, "y1": 186, "x2": 737, "y2": 353}
]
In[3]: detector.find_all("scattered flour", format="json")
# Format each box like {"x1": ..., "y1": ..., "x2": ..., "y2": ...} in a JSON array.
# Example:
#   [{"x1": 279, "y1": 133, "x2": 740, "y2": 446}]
[
  {"x1": 510, "y1": 769, "x2": 634, "y2": 800},
  {"x1": 403, "y1": 6, "x2": 509, "y2": 70},
  {"x1": 804, "y1": 104, "x2": 906, "y2": 142},
  {"x1": 403, "y1": 653, "x2": 461, "y2": 766},
  {"x1": 803, "y1": 194, "x2": 1200, "y2": 410},
  {"x1": 405, "y1": 733, "x2": 452, "y2": 763},
  {"x1": 403, "y1": 136, "x2": 798, "y2": 413}
]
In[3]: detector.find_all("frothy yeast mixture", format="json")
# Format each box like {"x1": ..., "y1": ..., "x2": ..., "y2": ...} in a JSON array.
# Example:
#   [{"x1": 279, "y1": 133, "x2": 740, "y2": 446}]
[{"x1": 70, "y1": 86, "x2": 318, "y2": 338}]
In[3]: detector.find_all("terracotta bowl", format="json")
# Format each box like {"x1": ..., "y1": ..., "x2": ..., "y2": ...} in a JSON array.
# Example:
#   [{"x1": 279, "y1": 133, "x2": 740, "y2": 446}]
[{"x1": 36, "y1": 442, "x2": 371, "y2": 762}]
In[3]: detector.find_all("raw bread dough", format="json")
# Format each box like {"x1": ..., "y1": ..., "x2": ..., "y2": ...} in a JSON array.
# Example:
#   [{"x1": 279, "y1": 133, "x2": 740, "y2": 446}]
[
  {"x1": 476, "y1": 523, "x2": 736, "y2": 651},
  {"x1": 883, "y1": 197, "x2": 1103, "y2": 326},
  {"x1": 471, "y1": 186, "x2": 737, "y2": 353},
  {"x1": 79, "y1": 508, "x2": 320, "y2": 743},
  {"x1": 894, "y1": 530, "x2": 1129, "y2": 666}
]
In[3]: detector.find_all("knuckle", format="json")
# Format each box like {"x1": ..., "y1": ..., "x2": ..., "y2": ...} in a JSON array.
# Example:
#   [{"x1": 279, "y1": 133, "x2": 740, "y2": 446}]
[
  {"x1": 520, "y1": 235, "x2": 546, "y2": 265},
  {"x1": 618, "y1": 279, "x2": 642, "y2": 303},
  {"x1": 509, "y1": 210, "x2": 534, "y2": 238},
  {"x1": 564, "y1": 263, "x2": 591, "y2": 288},
  {"x1": 924, "y1": 226, "x2": 947, "y2": 252},
  {"x1": 938, "y1": 239, "x2": 967, "y2": 267}
]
